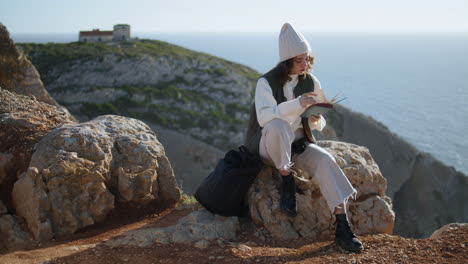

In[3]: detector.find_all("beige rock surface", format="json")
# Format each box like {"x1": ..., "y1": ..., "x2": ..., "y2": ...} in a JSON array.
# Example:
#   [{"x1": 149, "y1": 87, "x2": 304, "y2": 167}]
[
  {"x1": 12, "y1": 115, "x2": 181, "y2": 240},
  {"x1": 318, "y1": 105, "x2": 418, "y2": 199},
  {"x1": 0, "y1": 88, "x2": 74, "y2": 222},
  {"x1": 106, "y1": 207, "x2": 239, "y2": 248},
  {"x1": 0, "y1": 24, "x2": 73, "y2": 122},
  {"x1": 0, "y1": 201, "x2": 32, "y2": 250},
  {"x1": 248, "y1": 141, "x2": 394, "y2": 240},
  {"x1": 319, "y1": 106, "x2": 468, "y2": 238},
  {"x1": 430, "y1": 223, "x2": 468, "y2": 239},
  {"x1": 0, "y1": 214, "x2": 32, "y2": 249}
]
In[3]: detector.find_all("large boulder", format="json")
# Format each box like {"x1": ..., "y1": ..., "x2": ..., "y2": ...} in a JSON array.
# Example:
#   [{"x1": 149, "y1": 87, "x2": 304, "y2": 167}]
[
  {"x1": 319, "y1": 105, "x2": 468, "y2": 238},
  {"x1": 0, "y1": 72, "x2": 76, "y2": 251},
  {"x1": 12, "y1": 115, "x2": 181, "y2": 240},
  {"x1": 318, "y1": 105, "x2": 419, "y2": 200},
  {"x1": 0, "y1": 88, "x2": 73, "y2": 211},
  {"x1": 248, "y1": 141, "x2": 394, "y2": 240},
  {"x1": 0, "y1": 200, "x2": 32, "y2": 251}
]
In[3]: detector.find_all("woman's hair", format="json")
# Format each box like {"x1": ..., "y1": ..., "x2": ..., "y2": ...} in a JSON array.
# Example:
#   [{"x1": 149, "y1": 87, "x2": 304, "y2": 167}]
[{"x1": 273, "y1": 54, "x2": 315, "y2": 88}]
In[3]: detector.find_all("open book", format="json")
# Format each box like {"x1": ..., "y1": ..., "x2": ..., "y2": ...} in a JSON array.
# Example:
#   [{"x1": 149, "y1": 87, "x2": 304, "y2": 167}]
[{"x1": 300, "y1": 93, "x2": 346, "y2": 118}]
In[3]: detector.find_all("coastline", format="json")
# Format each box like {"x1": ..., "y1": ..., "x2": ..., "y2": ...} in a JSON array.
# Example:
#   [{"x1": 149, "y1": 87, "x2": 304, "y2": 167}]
[{"x1": 11, "y1": 32, "x2": 468, "y2": 176}]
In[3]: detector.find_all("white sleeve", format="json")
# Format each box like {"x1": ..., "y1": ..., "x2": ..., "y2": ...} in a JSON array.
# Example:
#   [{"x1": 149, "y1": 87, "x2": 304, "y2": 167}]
[
  {"x1": 255, "y1": 78, "x2": 304, "y2": 127},
  {"x1": 311, "y1": 74, "x2": 326, "y2": 103}
]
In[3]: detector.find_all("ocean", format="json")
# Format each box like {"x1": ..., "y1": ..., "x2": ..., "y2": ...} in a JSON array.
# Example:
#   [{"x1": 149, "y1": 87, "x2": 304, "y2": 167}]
[{"x1": 11, "y1": 31, "x2": 468, "y2": 175}]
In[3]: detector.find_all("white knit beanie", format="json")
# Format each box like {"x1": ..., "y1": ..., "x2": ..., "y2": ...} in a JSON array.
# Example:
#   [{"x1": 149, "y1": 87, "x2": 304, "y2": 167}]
[{"x1": 278, "y1": 22, "x2": 311, "y2": 62}]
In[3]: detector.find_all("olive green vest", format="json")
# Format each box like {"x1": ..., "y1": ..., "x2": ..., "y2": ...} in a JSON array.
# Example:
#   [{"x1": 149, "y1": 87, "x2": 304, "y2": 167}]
[{"x1": 245, "y1": 68, "x2": 315, "y2": 154}]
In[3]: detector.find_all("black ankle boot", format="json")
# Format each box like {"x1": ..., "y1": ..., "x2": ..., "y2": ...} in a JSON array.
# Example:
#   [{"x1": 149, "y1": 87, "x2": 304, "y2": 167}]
[
  {"x1": 335, "y1": 214, "x2": 364, "y2": 252},
  {"x1": 280, "y1": 174, "x2": 297, "y2": 217}
]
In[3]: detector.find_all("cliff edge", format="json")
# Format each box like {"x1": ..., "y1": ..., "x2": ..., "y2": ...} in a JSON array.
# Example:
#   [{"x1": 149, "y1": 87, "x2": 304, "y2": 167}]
[
  {"x1": 10, "y1": 25, "x2": 467, "y2": 238},
  {"x1": 319, "y1": 104, "x2": 468, "y2": 237}
]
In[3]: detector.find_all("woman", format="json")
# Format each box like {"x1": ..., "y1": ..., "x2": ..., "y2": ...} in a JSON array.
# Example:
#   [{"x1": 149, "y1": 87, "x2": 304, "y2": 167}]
[{"x1": 245, "y1": 23, "x2": 363, "y2": 253}]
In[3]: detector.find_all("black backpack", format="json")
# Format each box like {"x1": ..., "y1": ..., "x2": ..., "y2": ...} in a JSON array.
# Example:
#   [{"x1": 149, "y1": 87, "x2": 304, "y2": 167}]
[{"x1": 194, "y1": 146, "x2": 263, "y2": 216}]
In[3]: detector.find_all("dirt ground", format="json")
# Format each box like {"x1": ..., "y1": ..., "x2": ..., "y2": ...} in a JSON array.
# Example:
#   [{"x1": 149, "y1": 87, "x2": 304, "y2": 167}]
[{"x1": 1, "y1": 204, "x2": 467, "y2": 264}]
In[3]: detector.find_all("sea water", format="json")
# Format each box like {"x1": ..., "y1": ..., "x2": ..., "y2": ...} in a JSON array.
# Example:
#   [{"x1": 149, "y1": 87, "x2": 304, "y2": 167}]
[{"x1": 11, "y1": 31, "x2": 468, "y2": 175}]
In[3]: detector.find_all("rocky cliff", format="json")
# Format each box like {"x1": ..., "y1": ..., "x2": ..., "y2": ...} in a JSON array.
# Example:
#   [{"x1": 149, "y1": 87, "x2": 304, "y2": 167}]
[
  {"x1": 0, "y1": 89, "x2": 74, "y2": 212},
  {"x1": 0, "y1": 86, "x2": 394, "y2": 251},
  {"x1": 0, "y1": 24, "x2": 74, "y2": 121},
  {"x1": 0, "y1": 88, "x2": 75, "y2": 249},
  {"x1": 0, "y1": 88, "x2": 182, "y2": 250},
  {"x1": 318, "y1": 105, "x2": 468, "y2": 238},
  {"x1": 12, "y1": 27, "x2": 467, "y2": 239},
  {"x1": 146, "y1": 124, "x2": 223, "y2": 194},
  {"x1": 18, "y1": 39, "x2": 259, "y2": 150}
]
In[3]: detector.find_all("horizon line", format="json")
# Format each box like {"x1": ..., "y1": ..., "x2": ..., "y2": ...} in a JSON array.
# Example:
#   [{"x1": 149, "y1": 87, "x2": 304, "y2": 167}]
[{"x1": 10, "y1": 29, "x2": 468, "y2": 35}]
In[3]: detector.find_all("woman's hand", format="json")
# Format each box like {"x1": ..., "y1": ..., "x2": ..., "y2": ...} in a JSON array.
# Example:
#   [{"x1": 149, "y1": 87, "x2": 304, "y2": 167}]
[
  {"x1": 309, "y1": 114, "x2": 321, "y2": 123},
  {"x1": 299, "y1": 92, "x2": 318, "y2": 108}
]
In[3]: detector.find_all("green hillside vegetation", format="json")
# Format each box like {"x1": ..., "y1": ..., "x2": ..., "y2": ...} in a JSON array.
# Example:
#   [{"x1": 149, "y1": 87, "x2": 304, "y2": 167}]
[
  {"x1": 76, "y1": 83, "x2": 245, "y2": 132},
  {"x1": 18, "y1": 39, "x2": 260, "y2": 82},
  {"x1": 18, "y1": 39, "x2": 260, "y2": 148}
]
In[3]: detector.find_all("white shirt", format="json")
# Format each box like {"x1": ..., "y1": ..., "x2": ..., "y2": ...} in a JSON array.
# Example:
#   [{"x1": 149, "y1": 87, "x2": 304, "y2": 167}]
[{"x1": 255, "y1": 72, "x2": 326, "y2": 132}]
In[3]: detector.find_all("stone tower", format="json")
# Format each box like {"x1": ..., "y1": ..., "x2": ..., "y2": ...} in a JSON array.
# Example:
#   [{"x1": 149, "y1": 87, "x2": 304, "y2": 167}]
[{"x1": 113, "y1": 24, "x2": 131, "y2": 41}]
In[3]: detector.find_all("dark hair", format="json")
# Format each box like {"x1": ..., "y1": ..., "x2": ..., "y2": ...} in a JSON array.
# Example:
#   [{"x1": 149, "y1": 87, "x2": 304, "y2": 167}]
[{"x1": 272, "y1": 55, "x2": 315, "y2": 88}]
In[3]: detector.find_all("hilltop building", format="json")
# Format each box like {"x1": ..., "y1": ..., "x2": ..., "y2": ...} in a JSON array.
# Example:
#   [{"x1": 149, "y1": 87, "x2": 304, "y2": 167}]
[{"x1": 79, "y1": 24, "x2": 131, "y2": 42}]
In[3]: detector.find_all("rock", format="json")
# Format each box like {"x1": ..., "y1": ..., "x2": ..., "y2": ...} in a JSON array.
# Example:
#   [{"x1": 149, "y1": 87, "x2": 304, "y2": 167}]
[
  {"x1": 393, "y1": 154, "x2": 468, "y2": 238},
  {"x1": 106, "y1": 208, "x2": 239, "y2": 248},
  {"x1": 35, "y1": 260, "x2": 53, "y2": 264},
  {"x1": 12, "y1": 115, "x2": 181, "y2": 240},
  {"x1": 0, "y1": 214, "x2": 33, "y2": 250},
  {"x1": 0, "y1": 24, "x2": 74, "y2": 121},
  {"x1": 167, "y1": 209, "x2": 239, "y2": 244},
  {"x1": 0, "y1": 88, "x2": 74, "y2": 216},
  {"x1": 236, "y1": 244, "x2": 252, "y2": 251},
  {"x1": 64, "y1": 246, "x2": 80, "y2": 251},
  {"x1": 172, "y1": 227, "x2": 195, "y2": 243},
  {"x1": 12, "y1": 167, "x2": 56, "y2": 240},
  {"x1": 348, "y1": 196, "x2": 394, "y2": 235},
  {"x1": 20, "y1": 39, "x2": 258, "y2": 150},
  {"x1": 0, "y1": 153, "x2": 13, "y2": 186},
  {"x1": 319, "y1": 105, "x2": 419, "y2": 199},
  {"x1": 430, "y1": 223, "x2": 468, "y2": 239},
  {"x1": 153, "y1": 229, "x2": 171, "y2": 244},
  {"x1": 147, "y1": 124, "x2": 224, "y2": 195},
  {"x1": 106, "y1": 228, "x2": 168, "y2": 248},
  {"x1": 194, "y1": 240, "x2": 209, "y2": 249},
  {"x1": 0, "y1": 200, "x2": 6, "y2": 215},
  {"x1": 248, "y1": 141, "x2": 394, "y2": 240},
  {"x1": 319, "y1": 105, "x2": 468, "y2": 238}
]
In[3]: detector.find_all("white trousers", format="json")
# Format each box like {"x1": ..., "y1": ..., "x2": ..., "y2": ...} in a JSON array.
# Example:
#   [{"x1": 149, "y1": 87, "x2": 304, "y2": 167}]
[{"x1": 259, "y1": 119, "x2": 357, "y2": 213}]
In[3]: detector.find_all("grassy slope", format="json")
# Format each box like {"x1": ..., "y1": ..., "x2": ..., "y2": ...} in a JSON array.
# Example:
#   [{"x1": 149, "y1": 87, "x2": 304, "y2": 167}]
[
  {"x1": 18, "y1": 39, "x2": 260, "y2": 82},
  {"x1": 18, "y1": 40, "x2": 260, "y2": 148}
]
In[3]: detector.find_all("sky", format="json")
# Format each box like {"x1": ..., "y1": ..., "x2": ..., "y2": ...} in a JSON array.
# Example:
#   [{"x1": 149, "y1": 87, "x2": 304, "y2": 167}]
[{"x1": 1, "y1": 0, "x2": 467, "y2": 33}]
